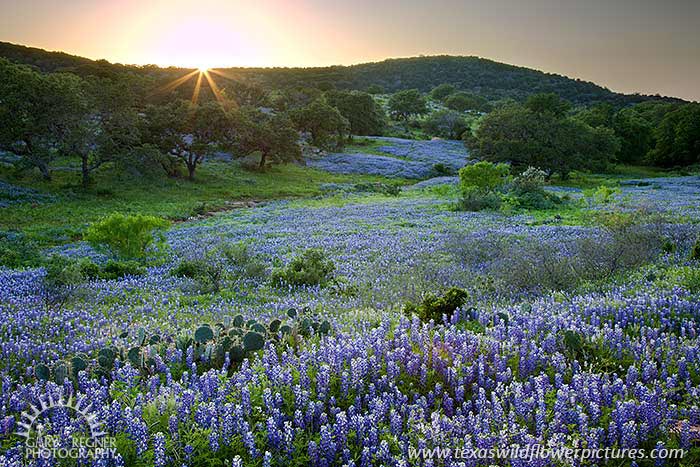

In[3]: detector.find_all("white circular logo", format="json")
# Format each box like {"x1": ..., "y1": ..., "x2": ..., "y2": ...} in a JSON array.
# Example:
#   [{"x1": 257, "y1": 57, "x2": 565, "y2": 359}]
[{"x1": 15, "y1": 393, "x2": 115, "y2": 461}]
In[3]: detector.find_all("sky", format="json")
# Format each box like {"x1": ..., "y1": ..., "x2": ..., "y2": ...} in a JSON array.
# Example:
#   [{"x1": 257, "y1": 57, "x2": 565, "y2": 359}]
[{"x1": 1, "y1": 0, "x2": 698, "y2": 101}]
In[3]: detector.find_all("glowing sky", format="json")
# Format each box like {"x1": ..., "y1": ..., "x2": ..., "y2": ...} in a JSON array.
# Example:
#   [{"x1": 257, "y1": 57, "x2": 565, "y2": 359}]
[{"x1": 1, "y1": 0, "x2": 698, "y2": 100}]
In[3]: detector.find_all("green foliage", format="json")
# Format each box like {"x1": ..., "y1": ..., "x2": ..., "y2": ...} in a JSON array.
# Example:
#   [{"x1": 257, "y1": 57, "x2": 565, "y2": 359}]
[
  {"x1": 456, "y1": 189, "x2": 503, "y2": 211},
  {"x1": 325, "y1": 90, "x2": 386, "y2": 136},
  {"x1": 561, "y1": 330, "x2": 634, "y2": 372},
  {"x1": 444, "y1": 92, "x2": 491, "y2": 113},
  {"x1": 582, "y1": 185, "x2": 622, "y2": 206},
  {"x1": 647, "y1": 103, "x2": 700, "y2": 167},
  {"x1": 456, "y1": 161, "x2": 510, "y2": 211},
  {"x1": 271, "y1": 248, "x2": 335, "y2": 287},
  {"x1": 43, "y1": 256, "x2": 144, "y2": 290},
  {"x1": 465, "y1": 103, "x2": 619, "y2": 177},
  {"x1": 100, "y1": 260, "x2": 146, "y2": 280},
  {"x1": 350, "y1": 182, "x2": 401, "y2": 196},
  {"x1": 404, "y1": 287, "x2": 468, "y2": 323},
  {"x1": 431, "y1": 163, "x2": 456, "y2": 176},
  {"x1": 41, "y1": 309, "x2": 333, "y2": 385},
  {"x1": 0, "y1": 233, "x2": 42, "y2": 268},
  {"x1": 144, "y1": 100, "x2": 231, "y2": 180},
  {"x1": 232, "y1": 108, "x2": 302, "y2": 170},
  {"x1": 691, "y1": 236, "x2": 700, "y2": 261},
  {"x1": 681, "y1": 267, "x2": 700, "y2": 293},
  {"x1": 525, "y1": 93, "x2": 571, "y2": 117},
  {"x1": 429, "y1": 83, "x2": 456, "y2": 101},
  {"x1": 172, "y1": 242, "x2": 267, "y2": 292},
  {"x1": 290, "y1": 100, "x2": 349, "y2": 150},
  {"x1": 510, "y1": 167, "x2": 562, "y2": 210},
  {"x1": 0, "y1": 58, "x2": 86, "y2": 180},
  {"x1": 574, "y1": 102, "x2": 615, "y2": 128},
  {"x1": 459, "y1": 161, "x2": 510, "y2": 193},
  {"x1": 85, "y1": 213, "x2": 169, "y2": 259},
  {"x1": 422, "y1": 110, "x2": 469, "y2": 139},
  {"x1": 387, "y1": 89, "x2": 428, "y2": 121},
  {"x1": 221, "y1": 242, "x2": 268, "y2": 278},
  {"x1": 44, "y1": 256, "x2": 90, "y2": 287}
]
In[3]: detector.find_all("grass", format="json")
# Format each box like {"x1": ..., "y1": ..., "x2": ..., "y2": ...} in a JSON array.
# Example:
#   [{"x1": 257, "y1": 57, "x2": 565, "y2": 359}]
[
  {"x1": 343, "y1": 137, "x2": 394, "y2": 155},
  {"x1": 0, "y1": 161, "x2": 402, "y2": 245},
  {"x1": 550, "y1": 165, "x2": 694, "y2": 189}
]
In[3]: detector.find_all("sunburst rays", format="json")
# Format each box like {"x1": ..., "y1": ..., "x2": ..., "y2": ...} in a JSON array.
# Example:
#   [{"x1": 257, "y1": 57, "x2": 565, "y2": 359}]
[{"x1": 155, "y1": 67, "x2": 234, "y2": 106}]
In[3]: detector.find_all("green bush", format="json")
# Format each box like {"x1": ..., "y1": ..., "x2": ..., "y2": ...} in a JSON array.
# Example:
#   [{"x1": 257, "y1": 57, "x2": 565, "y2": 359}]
[
  {"x1": 404, "y1": 287, "x2": 469, "y2": 323},
  {"x1": 100, "y1": 260, "x2": 146, "y2": 280},
  {"x1": 456, "y1": 162, "x2": 511, "y2": 211},
  {"x1": 43, "y1": 256, "x2": 97, "y2": 289},
  {"x1": 514, "y1": 190, "x2": 562, "y2": 210},
  {"x1": 456, "y1": 188, "x2": 502, "y2": 211},
  {"x1": 691, "y1": 236, "x2": 700, "y2": 261},
  {"x1": 220, "y1": 242, "x2": 268, "y2": 278},
  {"x1": 172, "y1": 259, "x2": 206, "y2": 279},
  {"x1": 271, "y1": 248, "x2": 335, "y2": 287},
  {"x1": 352, "y1": 182, "x2": 401, "y2": 196},
  {"x1": 459, "y1": 161, "x2": 511, "y2": 193},
  {"x1": 171, "y1": 257, "x2": 225, "y2": 292},
  {"x1": 582, "y1": 185, "x2": 621, "y2": 206},
  {"x1": 172, "y1": 242, "x2": 268, "y2": 293},
  {"x1": 681, "y1": 267, "x2": 700, "y2": 293},
  {"x1": 85, "y1": 213, "x2": 169, "y2": 259},
  {"x1": 0, "y1": 233, "x2": 42, "y2": 268},
  {"x1": 432, "y1": 163, "x2": 456, "y2": 176}
]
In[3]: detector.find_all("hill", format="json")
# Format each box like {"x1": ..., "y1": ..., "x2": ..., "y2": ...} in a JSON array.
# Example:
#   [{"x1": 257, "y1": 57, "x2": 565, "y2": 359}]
[{"x1": 0, "y1": 41, "x2": 685, "y2": 106}]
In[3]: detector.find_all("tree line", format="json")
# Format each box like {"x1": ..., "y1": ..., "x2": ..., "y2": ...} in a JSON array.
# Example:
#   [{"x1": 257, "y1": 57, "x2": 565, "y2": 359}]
[
  {"x1": 0, "y1": 59, "x2": 386, "y2": 186},
  {"x1": 1, "y1": 54, "x2": 697, "y2": 188},
  {"x1": 463, "y1": 92, "x2": 700, "y2": 177}
]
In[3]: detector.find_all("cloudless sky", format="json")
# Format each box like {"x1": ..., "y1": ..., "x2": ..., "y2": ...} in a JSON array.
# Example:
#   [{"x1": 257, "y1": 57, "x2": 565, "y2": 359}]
[{"x1": 1, "y1": 0, "x2": 698, "y2": 100}]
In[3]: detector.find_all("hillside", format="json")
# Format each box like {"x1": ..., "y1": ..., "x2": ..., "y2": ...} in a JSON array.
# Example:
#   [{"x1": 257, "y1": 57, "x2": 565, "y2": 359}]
[
  {"x1": 0, "y1": 41, "x2": 684, "y2": 107},
  {"x1": 237, "y1": 56, "x2": 683, "y2": 106}
]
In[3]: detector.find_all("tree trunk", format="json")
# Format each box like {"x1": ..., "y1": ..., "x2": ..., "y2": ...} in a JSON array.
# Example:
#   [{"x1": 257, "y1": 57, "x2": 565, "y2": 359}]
[
  {"x1": 259, "y1": 151, "x2": 268, "y2": 170},
  {"x1": 187, "y1": 164, "x2": 196, "y2": 181},
  {"x1": 81, "y1": 153, "x2": 90, "y2": 188},
  {"x1": 37, "y1": 160, "x2": 52, "y2": 181}
]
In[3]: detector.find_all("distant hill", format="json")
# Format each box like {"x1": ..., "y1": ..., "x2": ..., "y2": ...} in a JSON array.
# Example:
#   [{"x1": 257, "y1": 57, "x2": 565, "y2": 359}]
[{"x1": 0, "y1": 41, "x2": 685, "y2": 107}]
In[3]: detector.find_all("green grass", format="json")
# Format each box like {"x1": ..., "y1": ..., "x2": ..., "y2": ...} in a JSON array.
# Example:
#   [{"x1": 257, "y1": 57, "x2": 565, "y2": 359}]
[
  {"x1": 550, "y1": 165, "x2": 694, "y2": 189},
  {"x1": 0, "y1": 161, "x2": 401, "y2": 245},
  {"x1": 343, "y1": 137, "x2": 393, "y2": 155}
]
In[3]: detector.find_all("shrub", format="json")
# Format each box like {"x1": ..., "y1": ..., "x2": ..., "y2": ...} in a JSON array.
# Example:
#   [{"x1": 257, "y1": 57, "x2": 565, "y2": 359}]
[
  {"x1": 100, "y1": 260, "x2": 146, "y2": 280},
  {"x1": 220, "y1": 242, "x2": 268, "y2": 278},
  {"x1": 583, "y1": 185, "x2": 621, "y2": 206},
  {"x1": 511, "y1": 166, "x2": 546, "y2": 194},
  {"x1": 691, "y1": 236, "x2": 700, "y2": 261},
  {"x1": 172, "y1": 242, "x2": 268, "y2": 292},
  {"x1": 681, "y1": 267, "x2": 700, "y2": 293},
  {"x1": 44, "y1": 256, "x2": 98, "y2": 289},
  {"x1": 455, "y1": 188, "x2": 502, "y2": 211},
  {"x1": 456, "y1": 162, "x2": 511, "y2": 211},
  {"x1": 172, "y1": 257, "x2": 225, "y2": 292},
  {"x1": 0, "y1": 233, "x2": 42, "y2": 268},
  {"x1": 172, "y1": 259, "x2": 205, "y2": 279},
  {"x1": 272, "y1": 249, "x2": 335, "y2": 287},
  {"x1": 352, "y1": 182, "x2": 401, "y2": 196},
  {"x1": 432, "y1": 163, "x2": 456, "y2": 176},
  {"x1": 452, "y1": 209, "x2": 666, "y2": 293},
  {"x1": 459, "y1": 161, "x2": 511, "y2": 193},
  {"x1": 404, "y1": 287, "x2": 468, "y2": 323},
  {"x1": 85, "y1": 213, "x2": 169, "y2": 259}
]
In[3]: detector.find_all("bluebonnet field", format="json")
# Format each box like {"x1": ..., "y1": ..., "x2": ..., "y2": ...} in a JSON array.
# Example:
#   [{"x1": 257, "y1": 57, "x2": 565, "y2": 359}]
[
  {"x1": 308, "y1": 138, "x2": 467, "y2": 179},
  {"x1": 1, "y1": 172, "x2": 700, "y2": 466},
  {"x1": 0, "y1": 181, "x2": 55, "y2": 208}
]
